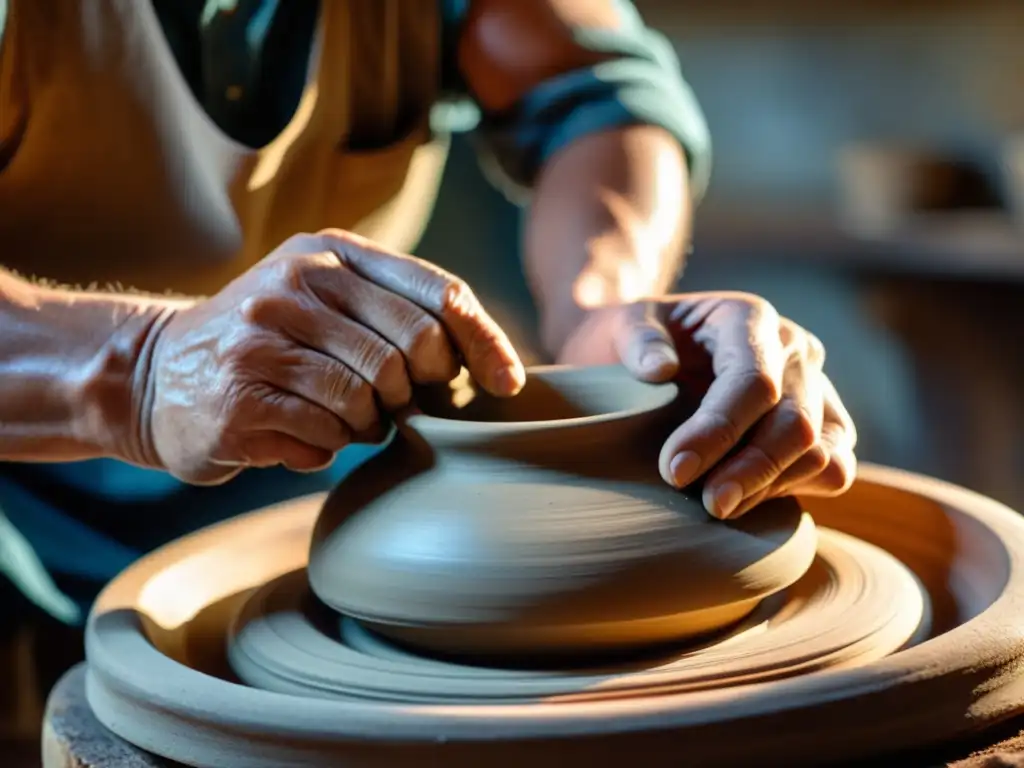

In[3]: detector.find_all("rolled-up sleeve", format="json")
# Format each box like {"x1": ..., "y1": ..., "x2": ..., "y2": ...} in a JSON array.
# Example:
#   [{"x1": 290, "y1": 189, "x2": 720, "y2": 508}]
[{"x1": 440, "y1": 0, "x2": 711, "y2": 205}]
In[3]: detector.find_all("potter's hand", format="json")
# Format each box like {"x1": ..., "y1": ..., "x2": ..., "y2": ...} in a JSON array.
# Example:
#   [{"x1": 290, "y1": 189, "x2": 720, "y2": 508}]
[
  {"x1": 135, "y1": 230, "x2": 525, "y2": 484},
  {"x1": 560, "y1": 293, "x2": 857, "y2": 519}
]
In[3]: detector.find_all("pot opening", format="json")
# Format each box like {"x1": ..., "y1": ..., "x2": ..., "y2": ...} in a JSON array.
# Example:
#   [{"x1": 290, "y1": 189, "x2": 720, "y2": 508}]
[{"x1": 410, "y1": 365, "x2": 678, "y2": 427}]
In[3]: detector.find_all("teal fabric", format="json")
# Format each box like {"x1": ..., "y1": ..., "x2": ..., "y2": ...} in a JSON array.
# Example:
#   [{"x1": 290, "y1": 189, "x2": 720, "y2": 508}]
[
  {"x1": 0, "y1": 0, "x2": 711, "y2": 627},
  {"x1": 465, "y1": 0, "x2": 711, "y2": 202}
]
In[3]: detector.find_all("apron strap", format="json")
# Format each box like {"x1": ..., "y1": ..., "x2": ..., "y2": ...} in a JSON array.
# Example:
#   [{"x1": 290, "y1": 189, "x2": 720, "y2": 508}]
[
  {"x1": 0, "y1": 0, "x2": 26, "y2": 170},
  {"x1": 343, "y1": 0, "x2": 439, "y2": 149}
]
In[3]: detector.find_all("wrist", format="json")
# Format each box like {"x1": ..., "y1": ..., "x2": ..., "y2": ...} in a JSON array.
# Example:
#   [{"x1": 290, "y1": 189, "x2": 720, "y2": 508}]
[{"x1": 75, "y1": 297, "x2": 185, "y2": 467}]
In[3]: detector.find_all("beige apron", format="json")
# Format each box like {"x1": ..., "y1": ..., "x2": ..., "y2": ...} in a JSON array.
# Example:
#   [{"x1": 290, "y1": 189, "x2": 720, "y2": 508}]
[{"x1": 0, "y1": 0, "x2": 448, "y2": 295}]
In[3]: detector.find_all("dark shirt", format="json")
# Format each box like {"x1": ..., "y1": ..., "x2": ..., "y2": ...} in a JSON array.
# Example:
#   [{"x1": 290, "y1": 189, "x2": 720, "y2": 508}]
[{"x1": 0, "y1": 0, "x2": 710, "y2": 196}]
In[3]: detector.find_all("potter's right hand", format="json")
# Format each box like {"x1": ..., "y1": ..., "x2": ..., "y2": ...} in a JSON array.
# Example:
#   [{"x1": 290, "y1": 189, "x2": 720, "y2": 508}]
[{"x1": 133, "y1": 230, "x2": 525, "y2": 484}]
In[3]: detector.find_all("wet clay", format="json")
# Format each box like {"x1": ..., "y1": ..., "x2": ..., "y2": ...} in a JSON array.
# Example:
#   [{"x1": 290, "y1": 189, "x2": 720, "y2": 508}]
[{"x1": 308, "y1": 365, "x2": 818, "y2": 658}]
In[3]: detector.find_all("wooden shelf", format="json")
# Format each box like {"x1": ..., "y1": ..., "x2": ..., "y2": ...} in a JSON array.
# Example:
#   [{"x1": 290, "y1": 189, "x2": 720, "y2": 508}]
[
  {"x1": 691, "y1": 208, "x2": 1024, "y2": 280},
  {"x1": 634, "y1": 0, "x2": 1019, "y2": 29}
]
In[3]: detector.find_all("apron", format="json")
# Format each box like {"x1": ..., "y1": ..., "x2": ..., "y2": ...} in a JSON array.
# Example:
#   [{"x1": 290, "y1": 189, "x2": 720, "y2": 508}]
[
  {"x1": 0, "y1": 0, "x2": 450, "y2": 628},
  {"x1": 0, "y1": 0, "x2": 448, "y2": 294}
]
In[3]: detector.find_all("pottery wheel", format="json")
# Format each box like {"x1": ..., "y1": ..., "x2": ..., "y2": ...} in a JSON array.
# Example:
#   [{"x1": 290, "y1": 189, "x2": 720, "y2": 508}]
[
  {"x1": 228, "y1": 529, "x2": 927, "y2": 703},
  {"x1": 83, "y1": 464, "x2": 1024, "y2": 767}
]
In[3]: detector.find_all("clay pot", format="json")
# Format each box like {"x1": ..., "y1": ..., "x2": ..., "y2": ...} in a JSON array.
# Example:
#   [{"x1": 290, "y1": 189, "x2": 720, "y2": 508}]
[{"x1": 307, "y1": 365, "x2": 816, "y2": 658}]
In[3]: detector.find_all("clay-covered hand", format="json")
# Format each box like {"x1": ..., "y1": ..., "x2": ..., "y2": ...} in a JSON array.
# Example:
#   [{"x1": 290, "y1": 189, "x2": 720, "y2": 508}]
[
  {"x1": 559, "y1": 292, "x2": 857, "y2": 519},
  {"x1": 134, "y1": 230, "x2": 525, "y2": 484}
]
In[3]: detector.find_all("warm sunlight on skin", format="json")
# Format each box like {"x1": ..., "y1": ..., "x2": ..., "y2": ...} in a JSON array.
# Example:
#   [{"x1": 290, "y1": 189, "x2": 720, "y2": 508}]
[
  {"x1": 448, "y1": 367, "x2": 477, "y2": 409},
  {"x1": 572, "y1": 141, "x2": 688, "y2": 309}
]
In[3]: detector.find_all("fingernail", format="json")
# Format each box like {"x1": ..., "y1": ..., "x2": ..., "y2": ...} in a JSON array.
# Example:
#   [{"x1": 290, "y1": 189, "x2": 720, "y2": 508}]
[
  {"x1": 640, "y1": 348, "x2": 674, "y2": 374},
  {"x1": 495, "y1": 364, "x2": 525, "y2": 396},
  {"x1": 704, "y1": 481, "x2": 744, "y2": 520},
  {"x1": 670, "y1": 451, "x2": 701, "y2": 488}
]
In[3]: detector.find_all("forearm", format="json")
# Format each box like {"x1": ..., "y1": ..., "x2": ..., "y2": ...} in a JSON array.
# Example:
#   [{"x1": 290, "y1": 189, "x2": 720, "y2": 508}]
[
  {"x1": 525, "y1": 124, "x2": 691, "y2": 358},
  {"x1": 0, "y1": 269, "x2": 185, "y2": 464}
]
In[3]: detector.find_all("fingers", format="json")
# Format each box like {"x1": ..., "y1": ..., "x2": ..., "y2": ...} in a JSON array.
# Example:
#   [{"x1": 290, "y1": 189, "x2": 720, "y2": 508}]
[
  {"x1": 239, "y1": 432, "x2": 337, "y2": 473},
  {"x1": 298, "y1": 262, "x2": 460, "y2": 390},
  {"x1": 317, "y1": 230, "x2": 525, "y2": 397},
  {"x1": 700, "y1": 331, "x2": 825, "y2": 519},
  {"x1": 727, "y1": 422, "x2": 855, "y2": 518},
  {"x1": 644, "y1": 293, "x2": 857, "y2": 519},
  {"x1": 613, "y1": 303, "x2": 680, "y2": 383},
  {"x1": 784, "y1": 383, "x2": 858, "y2": 497},
  {"x1": 262, "y1": 345, "x2": 388, "y2": 438},
  {"x1": 245, "y1": 390, "x2": 353, "y2": 455},
  {"x1": 774, "y1": 444, "x2": 832, "y2": 495},
  {"x1": 269, "y1": 290, "x2": 417, "y2": 415},
  {"x1": 658, "y1": 298, "x2": 786, "y2": 491},
  {"x1": 241, "y1": 262, "x2": 455, "y2": 416},
  {"x1": 708, "y1": 374, "x2": 856, "y2": 518},
  {"x1": 199, "y1": 391, "x2": 349, "y2": 477}
]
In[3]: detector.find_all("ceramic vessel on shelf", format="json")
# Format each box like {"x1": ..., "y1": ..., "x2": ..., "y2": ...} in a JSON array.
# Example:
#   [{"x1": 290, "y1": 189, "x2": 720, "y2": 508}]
[{"x1": 308, "y1": 364, "x2": 817, "y2": 659}]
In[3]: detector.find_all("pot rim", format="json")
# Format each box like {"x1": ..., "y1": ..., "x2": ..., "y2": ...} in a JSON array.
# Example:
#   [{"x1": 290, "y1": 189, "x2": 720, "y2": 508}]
[{"x1": 399, "y1": 364, "x2": 680, "y2": 437}]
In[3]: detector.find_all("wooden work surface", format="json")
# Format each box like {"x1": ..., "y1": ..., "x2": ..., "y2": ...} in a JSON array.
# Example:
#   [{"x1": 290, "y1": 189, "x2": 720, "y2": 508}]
[{"x1": 39, "y1": 663, "x2": 1024, "y2": 767}]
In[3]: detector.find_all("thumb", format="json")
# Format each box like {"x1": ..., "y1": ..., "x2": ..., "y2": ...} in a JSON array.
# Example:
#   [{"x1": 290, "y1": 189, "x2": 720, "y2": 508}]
[{"x1": 614, "y1": 303, "x2": 679, "y2": 383}]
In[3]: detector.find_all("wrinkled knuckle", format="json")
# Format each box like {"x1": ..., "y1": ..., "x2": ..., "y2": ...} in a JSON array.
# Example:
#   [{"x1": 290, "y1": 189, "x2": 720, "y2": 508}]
[
  {"x1": 407, "y1": 316, "x2": 445, "y2": 357},
  {"x1": 238, "y1": 293, "x2": 292, "y2": 327},
  {"x1": 744, "y1": 367, "x2": 782, "y2": 408},
  {"x1": 277, "y1": 254, "x2": 317, "y2": 291},
  {"x1": 266, "y1": 233, "x2": 313, "y2": 261},
  {"x1": 822, "y1": 454, "x2": 857, "y2": 495},
  {"x1": 441, "y1": 277, "x2": 478, "y2": 319},
  {"x1": 804, "y1": 443, "x2": 831, "y2": 474},
  {"x1": 370, "y1": 346, "x2": 409, "y2": 393},
  {"x1": 218, "y1": 382, "x2": 263, "y2": 431},
  {"x1": 313, "y1": 228, "x2": 359, "y2": 260},
  {"x1": 406, "y1": 318, "x2": 456, "y2": 381},
  {"x1": 731, "y1": 291, "x2": 776, "y2": 318},
  {"x1": 315, "y1": 227, "x2": 349, "y2": 241},
  {"x1": 323, "y1": 366, "x2": 361, "y2": 405},
  {"x1": 747, "y1": 444, "x2": 785, "y2": 479},
  {"x1": 805, "y1": 331, "x2": 826, "y2": 365},
  {"x1": 283, "y1": 231, "x2": 320, "y2": 249},
  {"x1": 322, "y1": 369, "x2": 374, "y2": 432},
  {"x1": 339, "y1": 375, "x2": 377, "y2": 427},
  {"x1": 223, "y1": 336, "x2": 268, "y2": 377},
  {"x1": 783, "y1": 403, "x2": 819, "y2": 451},
  {"x1": 847, "y1": 422, "x2": 859, "y2": 449},
  {"x1": 698, "y1": 411, "x2": 744, "y2": 452},
  {"x1": 733, "y1": 290, "x2": 765, "y2": 307},
  {"x1": 836, "y1": 412, "x2": 859, "y2": 449}
]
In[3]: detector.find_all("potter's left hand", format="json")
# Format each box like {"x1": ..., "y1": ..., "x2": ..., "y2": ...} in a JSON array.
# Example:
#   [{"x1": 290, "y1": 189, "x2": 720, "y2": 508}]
[{"x1": 560, "y1": 293, "x2": 857, "y2": 519}]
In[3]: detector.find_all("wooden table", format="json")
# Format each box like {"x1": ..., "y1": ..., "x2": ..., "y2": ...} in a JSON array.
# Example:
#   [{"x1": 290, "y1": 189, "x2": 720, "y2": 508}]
[{"x1": 41, "y1": 663, "x2": 1024, "y2": 768}]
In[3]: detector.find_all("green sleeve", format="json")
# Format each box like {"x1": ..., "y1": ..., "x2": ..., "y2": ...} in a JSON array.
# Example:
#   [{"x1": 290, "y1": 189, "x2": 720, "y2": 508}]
[{"x1": 436, "y1": 0, "x2": 712, "y2": 204}]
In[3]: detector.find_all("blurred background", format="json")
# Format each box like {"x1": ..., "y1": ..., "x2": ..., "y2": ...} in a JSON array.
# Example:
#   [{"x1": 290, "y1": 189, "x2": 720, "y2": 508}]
[{"x1": 417, "y1": 0, "x2": 1024, "y2": 512}]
